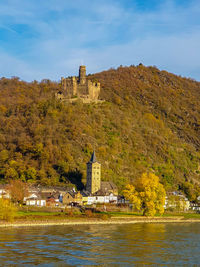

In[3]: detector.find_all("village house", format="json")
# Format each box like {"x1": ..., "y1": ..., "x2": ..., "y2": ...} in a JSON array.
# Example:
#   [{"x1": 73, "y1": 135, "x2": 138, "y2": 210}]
[
  {"x1": 25, "y1": 193, "x2": 46, "y2": 207},
  {"x1": 89, "y1": 192, "x2": 117, "y2": 205},
  {"x1": 38, "y1": 186, "x2": 71, "y2": 195},
  {"x1": 117, "y1": 195, "x2": 129, "y2": 204},
  {"x1": 24, "y1": 187, "x2": 64, "y2": 207},
  {"x1": 23, "y1": 185, "x2": 75, "y2": 207},
  {"x1": 0, "y1": 151, "x2": 119, "y2": 208},
  {"x1": 190, "y1": 196, "x2": 200, "y2": 211},
  {"x1": 81, "y1": 192, "x2": 117, "y2": 205},
  {"x1": 63, "y1": 190, "x2": 83, "y2": 206},
  {"x1": 190, "y1": 202, "x2": 200, "y2": 211},
  {"x1": 63, "y1": 191, "x2": 74, "y2": 205},
  {"x1": 0, "y1": 184, "x2": 10, "y2": 199},
  {"x1": 165, "y1": 191, "x2": 190, "y2": 211},
  {"x1": 45, "y1": 192, "x2": 62, "y2": 207},
  {"x1": 100, "y1": 181, "x2": 118, "y2": 196}
]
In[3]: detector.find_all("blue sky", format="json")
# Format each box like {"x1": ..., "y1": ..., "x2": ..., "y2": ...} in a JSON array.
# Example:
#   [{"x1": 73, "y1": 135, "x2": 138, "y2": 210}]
[{"x1": 0, "y1": 0, "x2": 199, "y2": 81}]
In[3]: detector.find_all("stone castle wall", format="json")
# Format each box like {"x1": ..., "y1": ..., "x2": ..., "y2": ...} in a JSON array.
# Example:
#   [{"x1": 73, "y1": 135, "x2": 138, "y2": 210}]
[{"x1": 58, "y1": 66, "x2": 101, "y2": 102}]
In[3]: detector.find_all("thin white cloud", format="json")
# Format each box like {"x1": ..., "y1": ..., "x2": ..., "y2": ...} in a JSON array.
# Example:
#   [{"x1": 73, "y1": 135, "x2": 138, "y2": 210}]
[
  {"x1": 0, "y1": 0, "x2": 199, "y2": 81},
  {"x1": 0, "y1": 49, "x2": 42, "y2": 80}
]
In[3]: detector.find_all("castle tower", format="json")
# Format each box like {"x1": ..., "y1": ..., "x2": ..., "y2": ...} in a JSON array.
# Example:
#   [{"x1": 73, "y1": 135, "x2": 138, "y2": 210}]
[
  {"x1": 86, "y1": 151, "x2": 101, "y2": 194},
  {"x1": 79, "y1": 65, "x2": 86, "y2": 85},
  {"x1": 61, "y1": 77, "x2": 66, "y2": 91},
  {"x1": 72, "y1": 76, "x2": 77, "y2": 95}
]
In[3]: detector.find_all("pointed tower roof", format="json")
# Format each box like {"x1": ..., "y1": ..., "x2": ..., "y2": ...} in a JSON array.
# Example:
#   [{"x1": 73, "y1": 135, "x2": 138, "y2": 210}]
[{"x1": 88, "y1": 151, "x2": 98, "y2": 163}]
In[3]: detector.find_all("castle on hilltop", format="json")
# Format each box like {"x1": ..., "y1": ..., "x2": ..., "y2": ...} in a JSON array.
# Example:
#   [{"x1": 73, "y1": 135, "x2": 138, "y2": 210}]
[{"x1": 56, "y1": 66, "x2": 101, "y2": 103}]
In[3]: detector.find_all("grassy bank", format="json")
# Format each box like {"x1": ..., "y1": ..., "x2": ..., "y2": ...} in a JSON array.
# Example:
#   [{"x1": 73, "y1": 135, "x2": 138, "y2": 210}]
[
  {"x1": 98, "y1": 211, "x2": 200, "y2": 220},
  {"x1": 10, "y1": 210, "x2": 200, "y2": 222},
  {"x1": 1, "y1": 208, "x2": 200, "y2": 227},
  {"x1": 1, "y1": 216, "x2": 200, "y2": 229}
]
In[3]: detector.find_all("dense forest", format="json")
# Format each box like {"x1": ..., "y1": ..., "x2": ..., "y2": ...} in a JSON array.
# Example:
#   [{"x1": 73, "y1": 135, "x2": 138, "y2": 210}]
[{"x1": 0, "y1": 64, "x2": 200, "y2": 200}]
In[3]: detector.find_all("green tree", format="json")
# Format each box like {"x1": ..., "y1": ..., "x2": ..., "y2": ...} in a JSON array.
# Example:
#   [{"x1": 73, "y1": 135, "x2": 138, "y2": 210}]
[
  {"x1": 5, "y1": 167, "x2": 19, "y2": 180},
  {"x1": 0, "y1": 150, "x2": 9, "y2": 162},
  {"x1": 25, "y1": 167, "x2": 37, "y2": 182}
]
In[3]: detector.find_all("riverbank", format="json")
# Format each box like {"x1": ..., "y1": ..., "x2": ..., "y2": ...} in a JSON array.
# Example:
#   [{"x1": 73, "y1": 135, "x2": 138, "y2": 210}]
[{"x1": 1, "y1": 216, "x2": 200, "y2": 228}]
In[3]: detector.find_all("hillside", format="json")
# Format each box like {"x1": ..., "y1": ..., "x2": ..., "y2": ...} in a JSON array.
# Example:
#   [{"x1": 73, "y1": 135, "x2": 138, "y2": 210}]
[{"x1": 0, "y1": 65, "x2": 200, "y2": 200}]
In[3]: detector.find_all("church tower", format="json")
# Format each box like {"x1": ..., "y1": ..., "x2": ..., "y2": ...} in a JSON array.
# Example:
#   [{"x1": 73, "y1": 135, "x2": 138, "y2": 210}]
[{"x1": 86, "y1": 151, "x2": 101, "y2": 194}]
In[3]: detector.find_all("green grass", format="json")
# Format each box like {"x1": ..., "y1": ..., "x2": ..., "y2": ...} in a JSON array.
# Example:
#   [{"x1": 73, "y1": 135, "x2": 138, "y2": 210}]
[
  {"x1": 14, "y1": 211, "x2": 67, "y2": 221},
  {"x1": 179, "y1": 213, "x2": 200, "y2": 219},
  {"x1": 101, "y1": 211, "x2": 200, "y2": 219},
  {"x1": 14, "y1": 210, "x2": 200, "y2": 221},
  {"x1": 159, "y1": 212, "x2": 200, "y2": 219},
  {"x1": 100, "y1": 211, "x2": 143, "y2": 217},
  {"x1": 16, "y1": 211, "x2": 63, "y2": 217}
]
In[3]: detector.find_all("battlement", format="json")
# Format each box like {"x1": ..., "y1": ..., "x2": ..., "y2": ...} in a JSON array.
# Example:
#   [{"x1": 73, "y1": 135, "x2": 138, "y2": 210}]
[{"x1": 57, "y1": 66, "x2": 101, "y2": 103}]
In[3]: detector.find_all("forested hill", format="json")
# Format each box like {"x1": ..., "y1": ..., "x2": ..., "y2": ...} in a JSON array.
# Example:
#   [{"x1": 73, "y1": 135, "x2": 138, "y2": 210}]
[{"x1": 1, "y1": 64, "x2": 200, "y2": 200}]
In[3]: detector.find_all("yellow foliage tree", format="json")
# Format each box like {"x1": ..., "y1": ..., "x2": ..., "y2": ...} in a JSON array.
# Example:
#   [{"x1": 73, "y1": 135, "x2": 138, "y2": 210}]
[
  {"x1": 124, "y1": 173, "x2": 166, "y2": 216},
  {"x1": 0, "y1": 199, "x2": 17, "y2": 222},
  {"x1": 123, "y1": 184, "x2": 141, "y2": 211}
]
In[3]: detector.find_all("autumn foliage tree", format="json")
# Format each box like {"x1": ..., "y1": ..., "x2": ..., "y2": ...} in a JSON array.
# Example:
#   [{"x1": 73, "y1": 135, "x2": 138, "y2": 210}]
[
  {"x1": 123, "y1": 173, "x2": 166, "y2": 216},
  {"x1": 0, "y1": 199, "x2": 17, "y2": 221},
  {"x1": 1, "y1": 65, "x2": 200, "y2": 195},
  {"x1": 7, "y1": 180, "x2": 28, "y2": 204}
]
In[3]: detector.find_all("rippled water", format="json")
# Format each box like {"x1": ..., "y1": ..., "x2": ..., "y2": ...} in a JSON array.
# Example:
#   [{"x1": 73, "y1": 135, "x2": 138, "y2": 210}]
[{"x1": 0, "y1": 223, "x2": 200, "y2": 266}]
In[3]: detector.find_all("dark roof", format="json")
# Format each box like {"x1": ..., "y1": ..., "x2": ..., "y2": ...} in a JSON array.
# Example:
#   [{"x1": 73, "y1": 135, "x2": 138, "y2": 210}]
[
  {"x1": 81, "y1": 190, "x2": 91, "y2": 197},
  {"x1": 39, "y1": 186, "x2": 72, "y2": 192},
  {"x1": 93, "y1": 189, "x2": 110, "y2": 196},
  {"x1": 101, "y1": 181, "x2": 118, "y2": 191},
  {"x1": 88, "y1": 151, "x2": 97, "y2": 163},
  {"x1": 40, "y1": 192, "x2": 51, "y2": 199},
  {"x1": 40, "y1": 192, "x2": 60, "y2": 200},
  {"x1": 92, "y1": 182, "x2": 118, "y2": 196},
  {"x1": 26, "y1": 193, "x2": 46, "y2": 201},
  {"x1": 65, "y1": 191, "x2": 75, "y2": 198},
  {"x1": 27, "y1": 185, "x2": 40, "y2": 193},
  {"x1": 26, "y1": 197, "x2": 37, "y2": 201},
  {"x1": 64, "y1": 190, "x2": 78, "y2": 198}
]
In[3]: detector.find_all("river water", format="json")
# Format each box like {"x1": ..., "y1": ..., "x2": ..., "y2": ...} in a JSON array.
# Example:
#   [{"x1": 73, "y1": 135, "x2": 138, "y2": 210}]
[{"x1": 0, "y1": 223, "x2": 199, "y2": 266}]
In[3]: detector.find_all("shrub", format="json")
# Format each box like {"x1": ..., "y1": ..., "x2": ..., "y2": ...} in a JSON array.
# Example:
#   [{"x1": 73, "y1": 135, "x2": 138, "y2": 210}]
[
  {"x1": 65, "y1": 208, "x2": 74, "y2": 217},
  {"x1": 100, "y1": 213, "x2": 110, "y2": 220},
  {"x1": 0, "y1": 199, "x2": 17, "y2": 222},
  {"x1": 85, "y1": 209, "x2": 93, "y2": 217}
]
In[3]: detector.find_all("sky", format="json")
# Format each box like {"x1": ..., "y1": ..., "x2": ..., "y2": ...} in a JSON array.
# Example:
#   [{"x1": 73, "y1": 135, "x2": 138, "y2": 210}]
[{"x1": 0, "y1": 0, "x2": 199, "y2": 81}]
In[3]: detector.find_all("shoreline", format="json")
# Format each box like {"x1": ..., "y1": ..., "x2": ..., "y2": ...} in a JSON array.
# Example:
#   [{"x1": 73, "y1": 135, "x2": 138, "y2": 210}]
[{"x1": 1, "y1": 217, "x2": 200, "y2": 228}]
